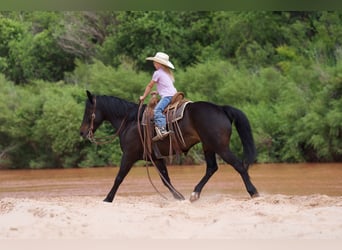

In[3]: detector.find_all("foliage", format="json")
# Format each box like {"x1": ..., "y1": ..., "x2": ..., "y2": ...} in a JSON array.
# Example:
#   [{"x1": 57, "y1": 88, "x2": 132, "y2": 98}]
[
  {"x1": 98, "y1": 11, "x2": 217, "y2": 71},
  {"x1": 0, "y1": 11, "x2": 341, "y2": 168},
  {"x1": 0, "y1": 79, "x2": 85, "y2": 168}
]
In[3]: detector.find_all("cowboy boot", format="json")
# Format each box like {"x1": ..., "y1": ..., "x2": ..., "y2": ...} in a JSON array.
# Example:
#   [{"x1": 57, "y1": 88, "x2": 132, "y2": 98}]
[{"x1": 152, "y1": 127, "x2": 171, "y2": 141}]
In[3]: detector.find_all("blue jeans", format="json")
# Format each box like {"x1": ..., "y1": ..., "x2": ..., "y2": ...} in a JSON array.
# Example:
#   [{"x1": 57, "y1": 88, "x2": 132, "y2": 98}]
[{"x1": 154, "y1": 96, "x2": 172, "y2": 128}]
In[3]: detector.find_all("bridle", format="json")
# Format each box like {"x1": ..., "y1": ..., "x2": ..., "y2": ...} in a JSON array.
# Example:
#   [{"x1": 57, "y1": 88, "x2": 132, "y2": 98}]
[
  {"x1": 86, "y1": 96, "x2": 126, "y2": 145},
  {"x1": 86, "y1": 96, "x2": 97, "y2": 142}
]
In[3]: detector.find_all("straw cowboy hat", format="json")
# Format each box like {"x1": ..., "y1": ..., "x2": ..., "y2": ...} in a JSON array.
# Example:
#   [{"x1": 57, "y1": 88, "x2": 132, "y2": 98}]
[{"x1": 146, "y1": 52, "x2": 175, "y2": 69}]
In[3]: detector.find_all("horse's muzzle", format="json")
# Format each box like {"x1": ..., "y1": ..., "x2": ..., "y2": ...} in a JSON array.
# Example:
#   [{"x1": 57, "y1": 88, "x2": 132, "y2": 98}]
[{"x1": 79, "y1": 126, "x2": 90, "y2": 139}]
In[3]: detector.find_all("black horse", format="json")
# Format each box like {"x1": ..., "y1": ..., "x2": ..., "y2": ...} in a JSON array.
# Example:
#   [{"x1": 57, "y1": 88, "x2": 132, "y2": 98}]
[{"x1": 80, "y1": 90, "x2": 259, "y2": 202}]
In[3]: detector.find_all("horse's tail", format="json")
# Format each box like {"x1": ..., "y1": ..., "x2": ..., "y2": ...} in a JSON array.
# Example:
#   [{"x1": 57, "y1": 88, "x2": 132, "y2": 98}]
[{"x1": 222, "y1": 105, "x2": 256, "y2": 166}]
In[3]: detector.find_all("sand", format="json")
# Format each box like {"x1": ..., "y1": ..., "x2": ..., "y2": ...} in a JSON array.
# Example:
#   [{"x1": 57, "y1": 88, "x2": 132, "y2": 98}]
[{"x1": 1, "y1": 193, "x2": 341, "y2": 240}]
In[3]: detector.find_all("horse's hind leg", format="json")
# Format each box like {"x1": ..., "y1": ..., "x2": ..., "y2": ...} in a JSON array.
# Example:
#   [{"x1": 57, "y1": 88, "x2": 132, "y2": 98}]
[
  {"x1": 190, "y1": 150, "x2": 218, "y2": 202},
  {"x1": 155, "y1": 159, "x2": 185, "y2": 200},
  {"x1": 218, "y1": 149, "x2": 259, "y2": 198}
]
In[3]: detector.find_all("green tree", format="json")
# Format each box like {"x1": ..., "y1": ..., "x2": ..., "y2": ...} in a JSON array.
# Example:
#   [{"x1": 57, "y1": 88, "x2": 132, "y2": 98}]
[
  {"x1": 1, "y1": 12, "x2": 76, "y2": 83},
  {"x1": 310, "y1": 12, "x2": 342, "y2": 65},
  {"x1": 7, "y1": 30, "x2": 75, "y2": 83},
  {"x1": 0, "y1": 17, "x2": 25, "y2": 81},
  {"x1": 98, "y1": 11, "x2": 217, "y2": 71}
]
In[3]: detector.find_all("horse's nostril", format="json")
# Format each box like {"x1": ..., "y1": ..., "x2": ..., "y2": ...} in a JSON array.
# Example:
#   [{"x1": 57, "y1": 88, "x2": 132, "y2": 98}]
[{"x1": 80, "y1": 131, "x2": 84, "y2": 136}]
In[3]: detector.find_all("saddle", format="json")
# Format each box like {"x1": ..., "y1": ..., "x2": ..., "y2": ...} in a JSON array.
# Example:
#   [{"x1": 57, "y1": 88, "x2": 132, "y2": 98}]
[{"x1": 141, "y1": 91, "x2": 191, "y2": 159}]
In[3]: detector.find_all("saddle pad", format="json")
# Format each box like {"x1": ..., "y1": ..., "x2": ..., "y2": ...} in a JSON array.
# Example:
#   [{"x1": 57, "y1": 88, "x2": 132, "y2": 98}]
[{"x1": 166, "y1": 101, "x2": 192, "y2": 123}]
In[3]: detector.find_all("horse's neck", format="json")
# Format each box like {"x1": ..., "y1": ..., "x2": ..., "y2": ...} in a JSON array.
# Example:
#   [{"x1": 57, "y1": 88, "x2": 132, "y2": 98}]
[{"x1": 99, "y1": 96, "x2": 137, "y2": 129}]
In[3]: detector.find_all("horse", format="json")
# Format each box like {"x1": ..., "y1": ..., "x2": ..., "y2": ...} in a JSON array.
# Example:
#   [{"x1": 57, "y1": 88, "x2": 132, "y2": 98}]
[{"x1": 79, "y1": 90, "x2": 259, "y2": 202}]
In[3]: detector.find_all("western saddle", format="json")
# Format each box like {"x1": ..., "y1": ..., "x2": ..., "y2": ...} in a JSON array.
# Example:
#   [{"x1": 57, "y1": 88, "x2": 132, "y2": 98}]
[{"x1": 141, "y1": 91, "x2": 191, "y2": 160}]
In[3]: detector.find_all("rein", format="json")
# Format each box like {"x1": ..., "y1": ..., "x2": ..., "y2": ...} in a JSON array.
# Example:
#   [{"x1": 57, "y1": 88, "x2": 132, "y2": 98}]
[
  {"x1": 87, "y1": 96, "x2": 126, "y2": 145},
  {"x1": 137, "y1": 101, "x2": 167, "y2": 199},
  {"x1": 137, "y1": 100, "x2": 183, "y2": 200}
]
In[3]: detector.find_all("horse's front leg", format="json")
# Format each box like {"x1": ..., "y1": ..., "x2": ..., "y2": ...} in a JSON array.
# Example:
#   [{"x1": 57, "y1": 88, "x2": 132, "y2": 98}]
[
  {"x1": 103, "y1": 154, "x2": 135, "y2": 202},
  {"x1": 155, "y1": 159, "x2": 185, "y2": 200}
]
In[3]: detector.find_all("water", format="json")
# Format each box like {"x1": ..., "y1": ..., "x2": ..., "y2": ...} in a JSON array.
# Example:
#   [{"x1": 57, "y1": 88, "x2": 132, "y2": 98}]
[{"x1": 0, "y1": 163, "x2": 341, "y2": 199}]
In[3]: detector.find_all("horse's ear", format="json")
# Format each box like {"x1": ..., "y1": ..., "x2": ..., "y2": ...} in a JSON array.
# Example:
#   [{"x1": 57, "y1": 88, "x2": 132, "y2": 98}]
[{"x1": 86, "y1": 90, "x2": 93, "y2": 104}]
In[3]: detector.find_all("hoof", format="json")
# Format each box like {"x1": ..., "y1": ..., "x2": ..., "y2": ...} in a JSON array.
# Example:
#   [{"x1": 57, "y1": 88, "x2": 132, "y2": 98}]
[
  {"x1": 178, "y1": 195, "x2": 186, "y2": 200},
  {"x1": 103, "y1": 197, "x2": 113, "y2": 203},
  {"x1": 190, "y1": 192, "x2": 200, "y2": 202},
  {"x1": 251, "y1": 193, "x2": 260, "y2": 198},
  {"x1": 172, "y1": 190, "x2": 185, "y2": 200}
]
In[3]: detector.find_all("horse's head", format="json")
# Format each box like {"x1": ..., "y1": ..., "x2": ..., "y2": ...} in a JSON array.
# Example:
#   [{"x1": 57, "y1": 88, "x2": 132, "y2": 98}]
[{"x1": 79, "y1": 90, "x2": 104, "y2": 141}]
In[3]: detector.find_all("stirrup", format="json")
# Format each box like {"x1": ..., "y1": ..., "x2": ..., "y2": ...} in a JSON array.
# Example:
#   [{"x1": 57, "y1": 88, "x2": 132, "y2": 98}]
[{"x1": 152, "y1": 127, "x2": 171, "y2": 141}]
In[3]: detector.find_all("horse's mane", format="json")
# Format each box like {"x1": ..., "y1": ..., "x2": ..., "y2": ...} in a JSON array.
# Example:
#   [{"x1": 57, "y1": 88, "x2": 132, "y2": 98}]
[{"x1": 95, "y1": 95, "x2": 145, "y2": 122}]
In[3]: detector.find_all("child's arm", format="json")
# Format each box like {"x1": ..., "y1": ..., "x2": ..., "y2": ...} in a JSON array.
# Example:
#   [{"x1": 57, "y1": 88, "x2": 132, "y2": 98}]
[{"x1": 140, "y1": 80, "x2": 155, "y2": 101}]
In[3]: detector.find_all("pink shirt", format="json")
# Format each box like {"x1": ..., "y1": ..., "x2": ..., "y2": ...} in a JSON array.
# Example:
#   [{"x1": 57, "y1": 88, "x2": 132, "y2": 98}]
[{"x1": 152, "y1": 68, "x2": 177, "y2": 97}]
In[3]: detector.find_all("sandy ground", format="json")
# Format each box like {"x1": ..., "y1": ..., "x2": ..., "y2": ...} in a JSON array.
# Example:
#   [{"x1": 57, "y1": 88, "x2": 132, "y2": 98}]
[{"x1": 0, "y1": 193, "x2": 341, "y2": 240}]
